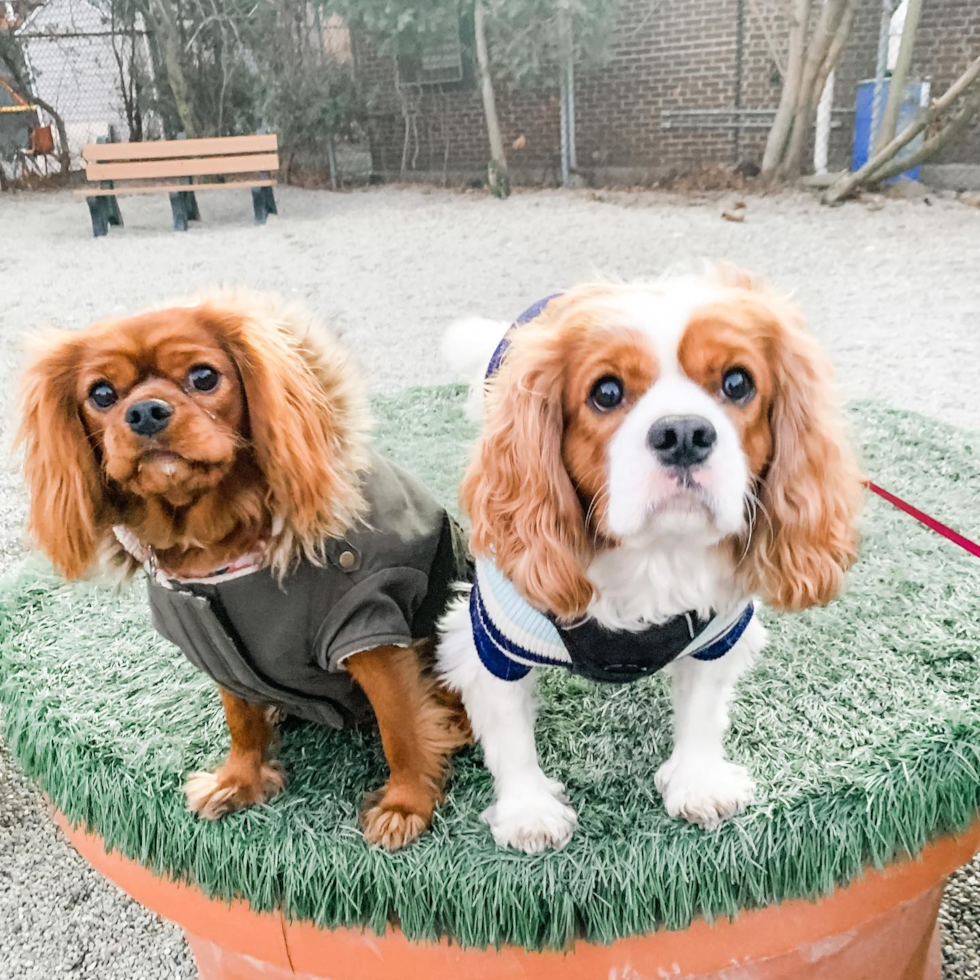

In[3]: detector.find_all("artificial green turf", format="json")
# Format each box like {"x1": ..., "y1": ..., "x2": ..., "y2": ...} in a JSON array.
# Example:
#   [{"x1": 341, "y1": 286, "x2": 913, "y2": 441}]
[{"x1": 1, "y1": 385, "x2": 978, "y2": 949}]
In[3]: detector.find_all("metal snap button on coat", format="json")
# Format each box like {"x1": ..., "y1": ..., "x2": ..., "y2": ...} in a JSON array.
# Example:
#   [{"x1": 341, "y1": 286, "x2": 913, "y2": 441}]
[{"x1": 338, "y1": 550, "x2": 356, "y2": 570}]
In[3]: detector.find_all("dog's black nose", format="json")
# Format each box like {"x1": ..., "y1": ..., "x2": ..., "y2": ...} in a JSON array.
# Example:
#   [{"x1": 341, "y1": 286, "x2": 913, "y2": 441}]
[
  {"x1": 126, "y1": 399, "x2": 174, "y2": 437},
  {"x1": 648, "y1": 415, "x2": 717, "y2": 468}
]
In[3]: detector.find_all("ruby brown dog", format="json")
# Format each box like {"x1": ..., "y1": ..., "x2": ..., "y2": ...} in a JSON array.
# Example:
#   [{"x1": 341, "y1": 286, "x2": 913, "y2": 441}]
[
  {"x1": 18, "y1": 290, "x2": 470, "y2": 850},
  {"x1": 438, "y1": 266, "x2": 863, "y2": 853}
]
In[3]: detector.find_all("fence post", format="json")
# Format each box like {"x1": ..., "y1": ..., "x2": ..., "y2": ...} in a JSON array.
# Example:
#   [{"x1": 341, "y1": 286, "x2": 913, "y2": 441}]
[
  {"x1": 558, "y1": 3, "x2": 576, "y2": 186},
  {"x1": 566, "y1": 37, "x2": 577, "y2": 172},
  {"x1": 327, "y1": 131, "x2": 339, "y2": 190}
]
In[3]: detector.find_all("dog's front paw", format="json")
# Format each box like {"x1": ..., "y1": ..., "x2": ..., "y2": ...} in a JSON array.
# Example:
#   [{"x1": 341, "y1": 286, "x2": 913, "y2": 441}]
[
  {"x1": 184, "y1": 760, "x2": 287, "y2": 819},
  {"x1": 483, "y1": 781, "x2": 578, "y2": 853},
  {"x1": 655, "y1": 754, "x2": 754, "y2": 830},
  {"x1": 360, "y1": 783, "x2": 436, "y2": 851}
]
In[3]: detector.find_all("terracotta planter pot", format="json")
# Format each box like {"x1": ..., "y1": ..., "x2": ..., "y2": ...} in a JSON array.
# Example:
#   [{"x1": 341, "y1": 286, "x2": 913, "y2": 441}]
[{"x1": 56, "y1": 812, "x2": 979, "y2": 980}]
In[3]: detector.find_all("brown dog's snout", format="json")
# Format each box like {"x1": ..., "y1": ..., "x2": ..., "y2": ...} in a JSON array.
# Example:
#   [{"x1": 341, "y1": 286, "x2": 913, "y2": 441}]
[{"x1": 126, "y1": 398, "x2": 174, "y2": 437}]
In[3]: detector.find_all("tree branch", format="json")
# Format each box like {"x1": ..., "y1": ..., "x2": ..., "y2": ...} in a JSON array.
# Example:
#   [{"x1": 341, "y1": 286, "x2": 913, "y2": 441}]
[
  {"x1": 809, "y1": 0, "x2": 855, "y2": 115},
  {"x1": 875, "y1": 0, "x2": 922, "y2": 152},
  {"x1": 871, "y1": 82, "x2": 980, "y2": 183},
  {"x1": 823, "y1": 54, "x2": 980, "y2": 204},
  {"x1": 144, "y1": 0, "x2": 198, "y2": 137},
  {"x1": 779, "y1": 0, "x2": 848, "y2": 177}
]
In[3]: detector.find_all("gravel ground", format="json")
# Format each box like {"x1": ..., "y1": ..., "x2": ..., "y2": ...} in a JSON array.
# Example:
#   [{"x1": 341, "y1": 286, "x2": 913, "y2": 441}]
[{"x1": 1, "y1": 185, "x2": 978, "y2": 979}]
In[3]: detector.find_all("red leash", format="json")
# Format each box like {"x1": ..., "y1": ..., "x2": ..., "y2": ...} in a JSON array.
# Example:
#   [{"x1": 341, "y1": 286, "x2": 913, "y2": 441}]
[{"x1": 865, "y1": 481, "x2": 980, "y2": 560}]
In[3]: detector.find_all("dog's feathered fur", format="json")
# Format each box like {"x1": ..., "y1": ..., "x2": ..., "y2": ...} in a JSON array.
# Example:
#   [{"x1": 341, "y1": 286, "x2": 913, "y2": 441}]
[{"x1": 18, "y1": 289, "x2": 467, "y2": 849}]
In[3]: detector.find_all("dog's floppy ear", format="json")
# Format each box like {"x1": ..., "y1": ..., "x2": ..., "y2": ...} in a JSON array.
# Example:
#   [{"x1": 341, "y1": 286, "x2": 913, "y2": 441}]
[
  {"x1": 17, "y1": 332, "x2": 107, "y2": 579},
  {"x1": 743, "y1": 289, "x2": 863, "y2": 610},
  {"x1": 197, "y1": 296, "x2": 368, "y2": 567},
  {"x1": 462, "y1": 321, "x2": 593, "y2": 620}
]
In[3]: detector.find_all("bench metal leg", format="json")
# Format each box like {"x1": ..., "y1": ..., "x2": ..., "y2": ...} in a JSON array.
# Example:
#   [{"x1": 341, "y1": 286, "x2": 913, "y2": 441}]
[
  {"x1": 95, "y1": 145, "x2": 123, "y2": 228},
  {"x1": 263, "y1": 186, "x2": 277, "y2": 216},
  {"x1": 183, "y1": 190, "x2": 201, "y2": 221},
  {"x1": 169, "y1": 192, "x2": 189, "y2": 232},
  {"x1": 86, "y1": 196, "x2": 109, "y2": 238},
  {"x1": 106, "y1": 195, "x2": 123, "y2": 227},
  {"x1": 251, "y1": 187, "x2": 268, "y2": 225}
]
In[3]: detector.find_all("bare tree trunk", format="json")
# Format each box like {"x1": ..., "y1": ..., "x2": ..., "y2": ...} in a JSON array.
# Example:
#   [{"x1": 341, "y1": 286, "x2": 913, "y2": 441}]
[
  {"x1": 824, "y1": 54, "x2": 980, "y2": 203},
  {"x1": 145, "y1": 0, "x2": 197, "y2": 138},
  {"x1": 809, "y1": 0, "x2": 855, "y2": 115},
  {"x1": 762, "y1": 0, "x2": 811, "y2": 179},
  {"x1": 128, "y1": 28, "x2": 144, "y2": 140},
  {"x1": 474, "y1": 0, "x2": 509, "y2": 198},
  {"x1": 142, "y1": 24, "x2": 180, "y2": 136},
  {"x1": 779, "y1": 0, "x2": 849, "y2": 177},
  {"x1": 109, "y1": 7, "x2": 142, "y2": 140},
  {"x1": 875, "y1": 0, "x2": 923, "y2": 152}
]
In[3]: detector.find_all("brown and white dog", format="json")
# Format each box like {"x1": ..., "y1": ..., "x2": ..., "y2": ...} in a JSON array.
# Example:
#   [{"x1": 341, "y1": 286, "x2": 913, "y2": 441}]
[
  {"x1": 17, "y1": 290, "x2": 468, "y2": 850},
  {"x1": 437, "y1": 266, "x2": 863, "y2": 853}
]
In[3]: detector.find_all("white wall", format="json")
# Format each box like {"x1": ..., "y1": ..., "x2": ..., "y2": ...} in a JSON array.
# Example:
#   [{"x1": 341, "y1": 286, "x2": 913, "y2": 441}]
[{"x1": 18, "y1": 0, "x2": 140, "y2": 165}]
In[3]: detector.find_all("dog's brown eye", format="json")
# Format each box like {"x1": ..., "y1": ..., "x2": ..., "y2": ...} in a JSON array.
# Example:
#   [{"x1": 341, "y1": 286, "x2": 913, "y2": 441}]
[
  {"x1": 188, "y1": 365, "x2": 220, "y2": 392},
  {"x1": 721, "y1": 367, "x2": 755, "y2": 405},
  {"x1": 88, "y1": 381, "x2": 117, "y2": 410},
  {"x1": 589, "y1": 376, "x2": 625, "y2": 412}
]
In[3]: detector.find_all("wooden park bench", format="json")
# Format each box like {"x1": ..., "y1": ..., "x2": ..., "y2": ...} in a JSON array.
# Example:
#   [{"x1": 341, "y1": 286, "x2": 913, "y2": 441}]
[{"x1": 77, "y1": 134, "x2": 279, "y2": 237}]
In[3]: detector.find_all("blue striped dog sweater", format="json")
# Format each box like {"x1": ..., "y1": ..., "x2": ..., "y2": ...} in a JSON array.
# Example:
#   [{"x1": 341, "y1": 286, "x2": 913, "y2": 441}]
[{"x1": 470, "y1": 295, "x2": 754, "y2": 684}]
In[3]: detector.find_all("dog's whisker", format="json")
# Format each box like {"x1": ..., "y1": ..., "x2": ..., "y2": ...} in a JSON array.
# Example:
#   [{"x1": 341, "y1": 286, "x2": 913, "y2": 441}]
[
  {"x1": 585, "y1": 488, "x2": 611, "y2": 544},
  {"x1": 735, "y1": 487, "x2": 774, "y2": 567}
]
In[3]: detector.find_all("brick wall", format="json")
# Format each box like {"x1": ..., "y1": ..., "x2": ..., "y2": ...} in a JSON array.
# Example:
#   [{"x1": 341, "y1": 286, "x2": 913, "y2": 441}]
[
  {"x1": 573, "y1": 0, "x2": 739, "y2": 174},
  {"x1": 911, "y1": 0, "x2": 980, "y2": 164},
  {"x1": 356, "y1": 30, "x2": 564, "y2": 179},
  {"x1": 355, "y1": 0, "x2": 978, "y2": 183}
]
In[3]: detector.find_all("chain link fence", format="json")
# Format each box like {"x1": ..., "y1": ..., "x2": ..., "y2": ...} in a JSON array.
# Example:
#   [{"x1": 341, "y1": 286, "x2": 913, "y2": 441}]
[
  {"x1": 15, "y1": 0, "x2": 153, "y2": 168},
  {"x1": 2, "y1": 0, "x2": 370, "y2": 186}
]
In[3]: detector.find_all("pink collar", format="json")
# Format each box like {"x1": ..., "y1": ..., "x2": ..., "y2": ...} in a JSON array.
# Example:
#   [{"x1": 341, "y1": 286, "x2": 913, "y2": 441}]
[{"x1": 112, "y1": 526, "x2": 265, "y2": 587}]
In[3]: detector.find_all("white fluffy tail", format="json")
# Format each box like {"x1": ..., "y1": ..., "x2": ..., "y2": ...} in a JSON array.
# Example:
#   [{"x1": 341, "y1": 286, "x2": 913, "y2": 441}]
[
  {"x1": 441, "y1": 316, "x2": 508, "y2": 377},
  {"x1": 442, "y1": 316, "x2": 509, "y2": 421}
]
